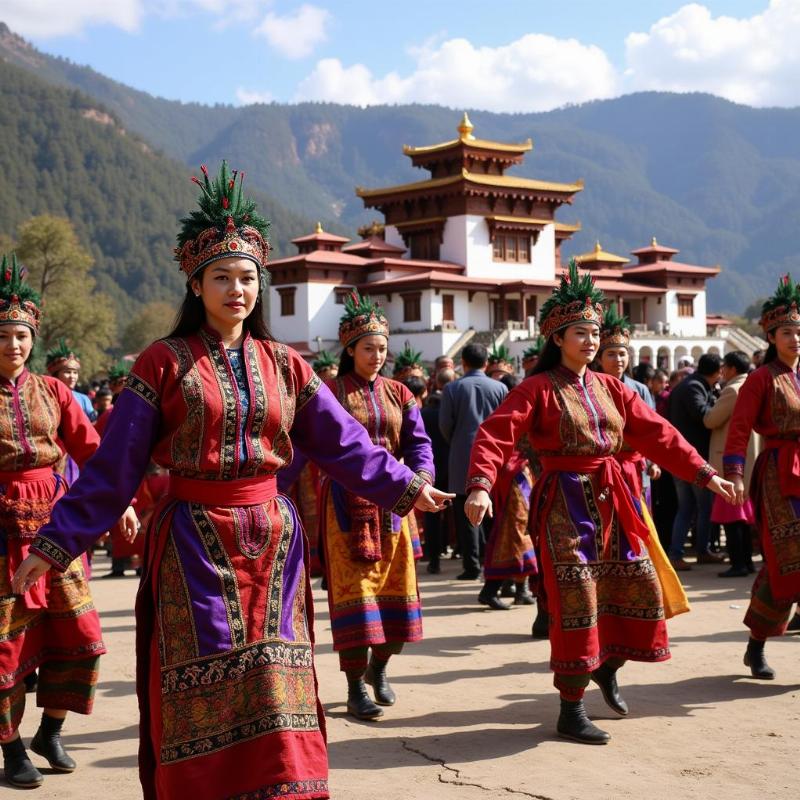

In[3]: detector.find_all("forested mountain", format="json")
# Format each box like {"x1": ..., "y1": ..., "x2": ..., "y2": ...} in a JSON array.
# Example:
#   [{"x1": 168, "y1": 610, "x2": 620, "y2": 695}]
[{"x1": 2, "y1": 21, "x2": 799, "y2": 311}]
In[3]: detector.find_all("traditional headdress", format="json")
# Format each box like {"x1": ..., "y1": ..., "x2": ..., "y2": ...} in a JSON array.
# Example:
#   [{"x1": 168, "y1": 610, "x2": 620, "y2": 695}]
[
  {"x1": 599, "y1": 305, "x2": 631, "y2": 351},
  {"x1": 760, "y1": 274, "x2": 800, "y2": 333},
  {"x1": 338, "y1": 291, "x2": 389, "y2": 349},
  {"x1": 312, "y1": 350, "x2": 338, "y2": 376},
  {"x1": 0, "y1": 253, "x2": 41, "y2": 334},
  {"x1": 539, "y1": 258, "x2": 604, "y2": 340},
  {"x1": 176, "y1": 161, "x2": 270, "y2": 281},
  {"x1": 393, "y1": 341, "x2": 426, "y2": 380},
  {"x1": 108, "y1": 361, "x2": 130, "y2": 384},
  {"x1": 487, "y1": 343, "x2": 514, "y2": 376},
  {"x1": 46, "y1": 338, "x2": 81, "y2": 374},
  {"x1": 521, "y1": 335, "x2": 545, "y2": 369}
]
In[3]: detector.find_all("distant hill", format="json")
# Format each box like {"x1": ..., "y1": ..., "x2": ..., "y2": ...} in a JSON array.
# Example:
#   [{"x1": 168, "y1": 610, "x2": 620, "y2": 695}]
[{"x1": 2, "y1": 22, "x2": 799, "y2": 312}]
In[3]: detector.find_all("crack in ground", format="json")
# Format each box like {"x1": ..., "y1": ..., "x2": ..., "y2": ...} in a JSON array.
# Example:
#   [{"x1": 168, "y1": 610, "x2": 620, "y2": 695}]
[{"x1": 400, "y1": 740, "x2": 555, "y2": 799}]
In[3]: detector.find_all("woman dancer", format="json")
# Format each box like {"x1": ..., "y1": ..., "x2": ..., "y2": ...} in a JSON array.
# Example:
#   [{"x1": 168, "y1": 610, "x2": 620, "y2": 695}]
[
  {"x1": 321, "y1": 292, "x2": 436, "y2": 721},
  {"x1": 464, "y1": 262, "x2": 735, "y2": 744},
  {"x1": 0, "y1": 255, "x2": 135, "y2": 788},
  {"x1": 724, "y1": 275, "x2": 800, "y2": 678},
  {"x1": 13, "y1": 164, "x2": 450, "y2": 800}
]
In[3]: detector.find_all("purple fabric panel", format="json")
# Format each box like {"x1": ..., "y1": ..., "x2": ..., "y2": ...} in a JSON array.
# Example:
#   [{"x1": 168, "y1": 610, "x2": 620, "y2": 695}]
[
  {"x1": 279, "y1": 498, "x2": 305, "y2": 641},
  {"x1": 63, "y1": 456, "x2": 80, "y2": 488},
  {"x1": 515, "y1": 470, "x2": 533, "y2": 505},
  {"x1": 557, "y1": 473, "x2": 598, "y2": 563},
  {"x1": 37, "y1": 389, "x2": 158, "y2": 560},
  {"x1": 399, "y1": 403, "x2": 435, "y2": 479},
  {"x1": 170, "y1": 503, "x2": 233, "y2": 656},
  {"x1": 290, "y1": 383, "x2": 417, "y2": 511}
]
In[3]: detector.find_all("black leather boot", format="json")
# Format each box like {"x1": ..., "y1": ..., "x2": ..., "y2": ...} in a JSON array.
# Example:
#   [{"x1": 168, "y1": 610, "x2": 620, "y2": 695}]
[
  {"x1": 514, "y1": 581, "x2": 535, "y2": 605},
  {"x1": 590, "y1": 663, "x2": 629, "y2": 716},
  {"x1": 2, "y1": 736, "x2": 44, "y2": 788},
  {"x1": 31, "y1": 713, "x2": 77, "y2": 772},
  {"x1": 346, "y1": 675, "x2": 383, "y2": 720},
  {"x1": 531, "y1": 606, "x2": 549, "y2": 639},
  {"x1": 478, "y1": 581, "x2": 511, "y2": 610},
  {"x1": 556, "y1": 699, "x2": 610, "y2": 745},
  {"x1": 364, "y1": 657, "x2": 396, "y2": 706},
  {"x1": 744, "y1": 638, "x2": 775, "y2": 679}
]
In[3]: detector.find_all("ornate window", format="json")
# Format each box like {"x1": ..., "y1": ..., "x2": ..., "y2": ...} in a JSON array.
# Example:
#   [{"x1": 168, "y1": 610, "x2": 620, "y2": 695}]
[
  {"x1": 334, "y1": 287, "x2": 352, "y2": 305},
  {"x1": 402, "y1": 292, "x2": 422, "y2": 323},
  {"x1": 677, "y1": 294, "x2": 695, "y2": 318},
  {"x1": 442, "y1": 293, "x2": 455, "y2": 322},
  {"x1": 492, "y1": 234, "x2": 532, "y2": 263},
  {"x1": 278, "y1": 287, "x2": 296, "y2": 317}
]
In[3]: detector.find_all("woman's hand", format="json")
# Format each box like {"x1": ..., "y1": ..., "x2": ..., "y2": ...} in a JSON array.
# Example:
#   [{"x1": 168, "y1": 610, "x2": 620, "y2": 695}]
[
  {"x1": 118, "y1": 506, "x2": 140, "y2": 543},
  {"x1": 414, "y1": 485, "x2": 455, "y2": 513},
  {"x1": 465, "y1": 489, "x2": 492, "y2": 526},
  {"x1": 11, "y1": 554, "x2": 51, "y2": 595},
  {"x1": 709, "y1": 474, "x2": 738, "y2": 504},
  {"x1": 648, "y1": 463, "x2": 662, "y2": 481},
  {"x1": 727, "y1": 475, "x2": 745, "y2": 506}
]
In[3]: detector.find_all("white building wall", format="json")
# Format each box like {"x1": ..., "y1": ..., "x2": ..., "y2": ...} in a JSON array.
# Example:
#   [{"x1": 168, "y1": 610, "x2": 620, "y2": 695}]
[
  {"x1": 307, "y1": 282, "x2": 346, "y2": 349},
  {"x1": 665, "y1": 289, "x2": 708, "y2": 337},
  {"x1": 384, "y1": 225, "x2": 405, "y2": 253},
  {"x1": 269, "y1": 283, "x2": 310, "y2": 344},
  {"x1": 388, "y1": 331, "x2": 463, "y2": 364}
]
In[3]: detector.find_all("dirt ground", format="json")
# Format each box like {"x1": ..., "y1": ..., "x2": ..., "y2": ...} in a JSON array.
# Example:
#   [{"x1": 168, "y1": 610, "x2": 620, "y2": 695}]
[{"x1": 14, "y1": 552, "x2": 799, "y2": 800}]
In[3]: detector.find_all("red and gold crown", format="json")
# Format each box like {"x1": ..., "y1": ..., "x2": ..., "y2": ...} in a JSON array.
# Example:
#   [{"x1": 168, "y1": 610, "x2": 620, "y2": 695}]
[
  {"x1": 46, "y1": 338, "x2": 81, "y2": 374},
  {"x1": 539, "y1": 259, "x2": 604, "y2": 340},
  {"x1": 760, "y1": 274, "x2": 800, "y2": 333},
  {"x1": 0, "y1": 253, "x2": 41, "y2": 334},
  {"x1": 175, "y1": 162, "x2": 270, "y2": 281},
  {"x1": 339, "y1": 291, "x2": 389, "y2": 349},
  {"x1": 599, "y1": 305, "x2": 631, "y2": 350}
]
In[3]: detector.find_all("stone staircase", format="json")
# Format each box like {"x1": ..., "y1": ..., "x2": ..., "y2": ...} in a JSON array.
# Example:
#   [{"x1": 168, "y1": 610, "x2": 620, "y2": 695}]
[{"x1": 725, "y1": 325, "x2": 767, "y2": 355}]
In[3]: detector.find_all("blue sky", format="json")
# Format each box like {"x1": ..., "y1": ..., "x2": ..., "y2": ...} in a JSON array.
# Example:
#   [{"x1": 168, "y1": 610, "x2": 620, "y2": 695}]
[{"x1": 5, "y1": 1, "x2": 797, "y2": 111}]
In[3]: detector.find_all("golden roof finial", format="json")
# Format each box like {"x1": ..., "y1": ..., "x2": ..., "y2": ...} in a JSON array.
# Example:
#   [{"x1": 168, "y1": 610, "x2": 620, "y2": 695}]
[
  {"x1": 651, "y1": 236, "x2": 658, "y2": 246},
  {"x1": 595, "y1": 240, "x2": 602, "y2": 253},
  {"x1": 315, "y1": 221, "x2": 323, "y2": 234},
  {"x1": 458, "y1": 112, "x2": 475, "y2": 141}
]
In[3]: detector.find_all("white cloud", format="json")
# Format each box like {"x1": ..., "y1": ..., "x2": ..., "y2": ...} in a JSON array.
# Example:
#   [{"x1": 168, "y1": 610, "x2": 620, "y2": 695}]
[
  {"x1": 295, "y1": 33, "x2": 619, "y2": 111},
  {"x1": 1, "y1": 0, "x2": 143, "y2": 38},
  {"x1": 254, "y1": 4, "x2": 331, "y2": 60},
  {"x1": 624, "y1": 0, "x2": 800, "y2": 106},
  {"x1": 235, "y1": 86, "x2": 274, "y2": 105}
]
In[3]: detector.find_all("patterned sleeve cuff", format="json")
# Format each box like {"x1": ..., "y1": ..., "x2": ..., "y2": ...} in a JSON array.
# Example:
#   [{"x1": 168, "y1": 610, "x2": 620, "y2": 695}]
[
  {"x1": 392, "y1": 473, "x2": 427, "y2": 517},
  {"x1": 465, "y1": 475, "x2": 493, "y2": 494},
  {"x1": 722, "y1": 455, "x2": 745, "y2": 480},
  {"x1": 416, "y1": 469, "x2": 434, "y2": 486},
  {"x1": 296, "y1": 373, "x2": 322, "y2": 414},
  {"x1": 694, "y1": 463, "x2": 717, "y2": 488},
  {"x1": 30, "y1": 536, "x2": 73, "y2": 572}
]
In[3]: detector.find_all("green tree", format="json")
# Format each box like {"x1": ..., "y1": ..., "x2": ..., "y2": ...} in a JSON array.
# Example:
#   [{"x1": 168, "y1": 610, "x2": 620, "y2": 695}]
[
  {"x1": 120, "y1": 301, "x2": 176, "y2": 355},
  {"x1": 16, "y1": 215, "x2": 116, "y2": 375}
]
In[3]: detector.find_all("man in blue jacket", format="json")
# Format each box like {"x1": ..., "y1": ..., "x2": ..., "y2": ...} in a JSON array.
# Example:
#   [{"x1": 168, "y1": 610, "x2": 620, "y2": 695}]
[{"x1": 439, "y1": 343, "x2": 507, "y2": 580}]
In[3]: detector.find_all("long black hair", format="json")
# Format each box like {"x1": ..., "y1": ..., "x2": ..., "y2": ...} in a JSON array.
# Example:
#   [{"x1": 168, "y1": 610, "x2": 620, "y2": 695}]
[
  {"x1": 763, "y1": 342, "x2": 777, "y2": 365},
  {"x1": 530, "y1": 338, "x2": 562, "y2": 375},
  {"x1": 167, "y1": 265, "x2": 273, "y2": 340}
]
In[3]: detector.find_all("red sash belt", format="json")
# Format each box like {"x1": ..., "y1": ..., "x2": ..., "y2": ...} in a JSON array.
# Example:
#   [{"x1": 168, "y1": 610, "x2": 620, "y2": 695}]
[
  {"x1": 168, "y1": 473, "x2": 278, "y2": 506},
  {"x1": 0, "y1": 467, "x2": 54, "y2": 483},
  {"x1": 764, "y1": 438, "x2": 800, "y2": 498},
  {"x1": 614, "y1": 450, "x2": 646, "y2": 500},
  {"x1": 538, "y1": 455, "x2": 650, "y2": 554}
]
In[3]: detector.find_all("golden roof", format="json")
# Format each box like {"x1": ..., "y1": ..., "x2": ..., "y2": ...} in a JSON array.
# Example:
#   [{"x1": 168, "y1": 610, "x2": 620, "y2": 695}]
[
  {"x1": 315, "y1": 221, "x2": 323, "y2": 234},
  {"x1": 486, "y1": 214, "x2": 553, "y2": 227},
  {"x1": 574, "y1": 240, "x2": 629, "y2": 265},
  {"x1": 403, "y1": 112, "x2": 531, "y2": 156},
  {"x1": 554, "y1": 221, "x2": 582, "y2": 233},
  {"x1": 393, "y1": 216, "x2": 447, "y2": 229},
  {"x1": 356, "y1": 168, "x2": 582, "y2": 199}
]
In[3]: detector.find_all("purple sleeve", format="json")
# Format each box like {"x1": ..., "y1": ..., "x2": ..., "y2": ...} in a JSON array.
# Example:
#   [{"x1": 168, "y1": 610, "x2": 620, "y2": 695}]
[
  {"x1": 400, "y1": 403, "x2": 435, "y2": 484},
  {"x1": 31, "y1": 391, "x2": 159, "y2": 571},
  {"x1": 277, "y1": 447, "x2": 310, "y2": 493},
  {"x1": 291, "y1": 382, "x2": 426, "y2": 516}
]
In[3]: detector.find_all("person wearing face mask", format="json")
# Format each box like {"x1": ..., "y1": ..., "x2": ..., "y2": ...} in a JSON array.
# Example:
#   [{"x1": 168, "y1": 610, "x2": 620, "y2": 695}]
[
  {"x1": 319, "y1": 292, "x2": 450, "y2": 722},
  {"x1": 724, "y1": 275, "x2": 800, "y2": 679},
  {"x1": 464, "y1": 261, "x2": 735, "y2": 746},
  {"x1": 12, "y1": 165, "x2": 452, "y2": 800},
  {"x1": 0, "y1": 255, "x2": 136, "y2": 789}
]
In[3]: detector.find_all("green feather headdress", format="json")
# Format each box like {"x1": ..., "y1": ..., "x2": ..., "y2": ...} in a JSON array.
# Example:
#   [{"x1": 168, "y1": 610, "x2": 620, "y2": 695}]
[
  {"x1": 760, "y1": 274, "x2": 800, "y2": 333},
  {"x1": 599, "y1": 304, "x2": 631, "y2": 350},
  {"x1": 539, "y1": 259, "x2": 605, "y2": 340},
  {"x1": 108, "y1": 360, "x2": 130, "y2": 383},
  {"x1": 312, "y1": 350, "x2": 338, "y2": 372},
  {"x1": 176, "y1": 161, "x2": 271, "y2": 280},
  {"x1": 393, "y1": 341, "x2": 426, "y2": 378},
  {"x1": 0, "y1": 253, "x2": 41, "y2": 333},
  {"x1": 338, "y1": 290, "x2": 389, "y2": 348},
  {"x1": 488, "y1": 343, "x2": 511, "y2": 363},
  {"x1": 46, "y1": 338, "x2": 81, "y2": 373}
]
